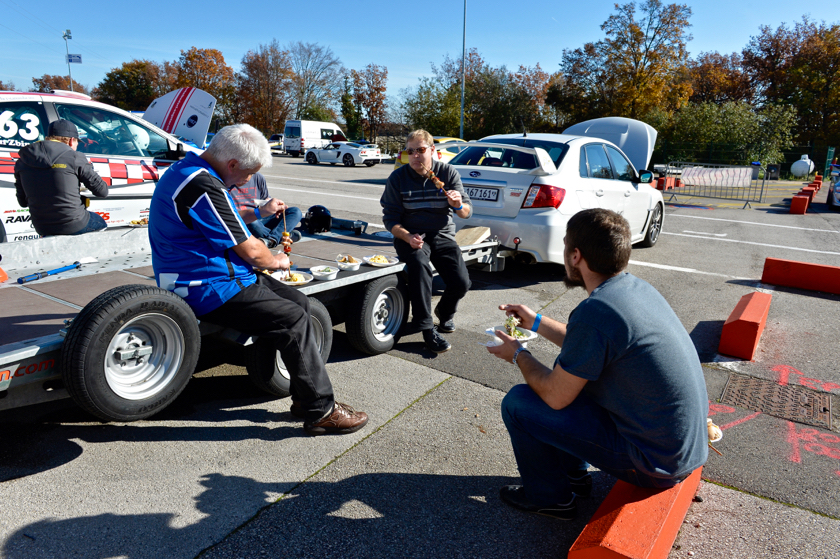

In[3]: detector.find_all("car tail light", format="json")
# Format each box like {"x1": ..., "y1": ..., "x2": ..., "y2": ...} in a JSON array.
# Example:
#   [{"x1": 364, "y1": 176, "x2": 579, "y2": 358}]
[{"x1": 522, "y1": 184, "x2": 566, "y2": 209}]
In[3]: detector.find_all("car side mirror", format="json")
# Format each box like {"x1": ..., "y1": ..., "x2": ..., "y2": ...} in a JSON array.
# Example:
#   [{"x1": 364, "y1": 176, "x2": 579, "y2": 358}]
[{"x1": 637, "y1": 170, "x2": 654, "y2": 183}]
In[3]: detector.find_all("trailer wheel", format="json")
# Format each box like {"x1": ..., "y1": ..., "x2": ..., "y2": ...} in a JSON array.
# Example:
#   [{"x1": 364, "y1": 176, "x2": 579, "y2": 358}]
[
  {"x1": 244, "y1": 298, "x2": 332, "y2": 397},
  {"x1": 346, "y1": 274, "x2": 407, "y2": 355},
  {"x1": 61, "y1": 285, "x2": 200, "y2": 422}
]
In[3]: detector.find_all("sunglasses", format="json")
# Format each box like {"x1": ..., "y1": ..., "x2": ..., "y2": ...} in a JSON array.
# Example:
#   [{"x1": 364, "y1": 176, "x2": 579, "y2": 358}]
[{"x1": 405, "y1": 146, "x2": 432, "y2": 155}]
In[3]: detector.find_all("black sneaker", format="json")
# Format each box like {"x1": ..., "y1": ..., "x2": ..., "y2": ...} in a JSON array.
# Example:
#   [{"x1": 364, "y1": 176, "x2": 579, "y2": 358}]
[
  {"x1": 499, "y1": 485, "x2": 577, "y2": 521},
  {"x1": 259, "y1": 237, "x2": 278, "y2": 249},
  {"x1": 433, "y1": 307, "x2": 455, "y2": 333},
  {"x1": 423, "y1": 327, "x2": 451, "y2": 353},
  {"x1": 569, "y1": 473, "x2": 592, "y2": 498}
]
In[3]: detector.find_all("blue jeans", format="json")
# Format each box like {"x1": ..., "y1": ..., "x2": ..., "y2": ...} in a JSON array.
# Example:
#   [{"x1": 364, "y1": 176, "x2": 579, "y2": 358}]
[
  {"x1": 70, "y1": 211, "x2": 108, "y2": 235},
  {"x1": 501, "y1": 384, "x2": 685, "y2": 506},
  {"x1": 247, "y1": 207, "x2": 302, "y2": 244}
]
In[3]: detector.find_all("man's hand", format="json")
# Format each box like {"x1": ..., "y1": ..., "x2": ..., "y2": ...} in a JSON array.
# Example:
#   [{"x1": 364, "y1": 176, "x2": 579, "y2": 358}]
[
  {"x1": 272, "y1": 252, "x2": 290, "y2": 271},
  {"x1": 499, "y1": 303, "x2": 538, "y2": 331},
  {"x1": 445, "y1": 189, "x2": 462, "y2": 207},
  {"x1": 487, "y1": 330, "x2": 524, "y2": 363},
  {"x1": 408, "y1": 233, "x2": 424, "y2": 249},
  {"x1": 264, "y1": 198, "x2": 287, "y2": 217}
]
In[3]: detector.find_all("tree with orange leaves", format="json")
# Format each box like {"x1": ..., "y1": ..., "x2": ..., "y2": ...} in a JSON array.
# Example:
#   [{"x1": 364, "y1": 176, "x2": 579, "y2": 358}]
[
  {"x1": 238, "y1": 40, "x2": 294, "y2": 134},
  {"x1": 31, "y1": 75, "x2": 88, "y2": 95},
  {"x1": 177, "y1": 47, "x2": 236, "y2": 124},
  {"x1": 351, "y1": 64, "x2": 388, "y2": 140}
]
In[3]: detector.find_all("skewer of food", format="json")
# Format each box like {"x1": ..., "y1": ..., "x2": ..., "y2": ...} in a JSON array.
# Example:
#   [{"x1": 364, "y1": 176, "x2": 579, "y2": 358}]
[{"x1": 421, "y1": 164, "x2": 446, "y2": 193}]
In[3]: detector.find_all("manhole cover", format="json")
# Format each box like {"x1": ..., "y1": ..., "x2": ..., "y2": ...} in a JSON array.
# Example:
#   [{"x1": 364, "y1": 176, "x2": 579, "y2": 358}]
[{"x1": 720, "y1": 374, "x2": 832, "y2": 429}]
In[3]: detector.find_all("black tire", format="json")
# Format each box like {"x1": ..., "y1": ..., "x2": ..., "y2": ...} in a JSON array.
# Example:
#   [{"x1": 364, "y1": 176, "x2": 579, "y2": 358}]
[
  {"x1": 364, "y1": 161, "x2": 376, "y2": 167},
  {"x1": 343, "y1": 154, "x2": 355, "y2": 167},
  {"x1": 638, "y1": 203, "x2": 663, "y2": 248},
  {"x1": 244, "y1": 298, "x2": 333, "y2": 397},
  {"x1": 61, "y1": 285, "x2": 200, "y2": 421},
  {"x1": 290, "y1": 151, "x2": 300, "y2": 158},
  {"x1": 306, "y1": 152, "x2": 318, "y2": 164},
  {"x1": 346, "y1": 274, "x2": 407, "y2": 355}
]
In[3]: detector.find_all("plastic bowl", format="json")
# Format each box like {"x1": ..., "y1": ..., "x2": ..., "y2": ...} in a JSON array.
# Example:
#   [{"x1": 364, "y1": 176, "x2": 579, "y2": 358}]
[
  {"x1": 310, "y1": 265, "x2": 339, "y2": 281},
  {"x1": 484, "y1": 325, "x2": 539, "y2": 348},
  {"x1": 335, "y1": 254, "x2": 362, "y2": 271}
]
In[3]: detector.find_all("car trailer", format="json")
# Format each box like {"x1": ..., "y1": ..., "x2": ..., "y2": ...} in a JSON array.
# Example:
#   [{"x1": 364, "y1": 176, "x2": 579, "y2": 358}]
[{"x1": 0, "y1": 224, "x2": 501, "y2": 422}]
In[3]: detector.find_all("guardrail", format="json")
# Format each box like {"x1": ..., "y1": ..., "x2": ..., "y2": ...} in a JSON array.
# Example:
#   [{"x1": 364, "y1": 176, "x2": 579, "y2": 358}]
[{"x1": 662, "y1": 161, "x2": 767, "y2": 208}]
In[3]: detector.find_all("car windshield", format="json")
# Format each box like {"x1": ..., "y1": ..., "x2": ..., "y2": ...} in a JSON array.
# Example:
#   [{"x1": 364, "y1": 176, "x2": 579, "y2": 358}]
[
  {"x1": 473, "y1": 138, "x2": 569, "y2": 168},
  {"x1": 450, "y1": 145, "x2": 539, "y2": 170}
]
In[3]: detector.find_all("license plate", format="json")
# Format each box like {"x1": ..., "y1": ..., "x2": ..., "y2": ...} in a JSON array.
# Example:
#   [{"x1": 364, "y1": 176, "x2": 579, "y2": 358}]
[{"x1": 465, "y1": 186, "x2": 499, "y2": 202}]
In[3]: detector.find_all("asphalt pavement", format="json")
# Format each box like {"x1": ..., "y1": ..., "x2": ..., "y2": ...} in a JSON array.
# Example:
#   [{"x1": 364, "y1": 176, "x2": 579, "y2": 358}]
[{"x1": 1, "y1": 159, "x2": 839, "y2": 558}]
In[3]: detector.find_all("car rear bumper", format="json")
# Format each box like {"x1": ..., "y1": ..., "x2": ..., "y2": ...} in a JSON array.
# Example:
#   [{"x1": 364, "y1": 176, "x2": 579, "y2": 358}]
[{"x1": 455, "y1": 208, "x2": 569, "y2": 264}]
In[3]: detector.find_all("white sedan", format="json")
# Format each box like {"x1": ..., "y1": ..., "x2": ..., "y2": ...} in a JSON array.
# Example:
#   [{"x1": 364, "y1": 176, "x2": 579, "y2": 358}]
[
  {"x1": 305, "y1": 142, "x2": 381, "y2": 167},
  {"x1": 451, "y1": 121, "x2": 663, "y2": 265}
]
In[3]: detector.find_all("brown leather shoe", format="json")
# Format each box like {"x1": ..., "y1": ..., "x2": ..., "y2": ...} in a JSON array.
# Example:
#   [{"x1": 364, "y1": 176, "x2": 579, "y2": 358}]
[{"x1": 304, "y1": 402, "x2": 368, "y2": 436}]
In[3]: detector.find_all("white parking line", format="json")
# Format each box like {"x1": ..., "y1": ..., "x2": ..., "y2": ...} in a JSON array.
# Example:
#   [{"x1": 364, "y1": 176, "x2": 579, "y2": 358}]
[
  {"x1": 683, "y1": 230, "x2": 727, "y2": 237},
  {"x1": 261, "y1": 174, "x2": 384, "y2": 189},
  {"x1": 266, "y1": 185, "x2": 381, "y2": 202},
  {"x1": 662, "y1": 232, "x2": 840, "y2": 256},
  {"x1": 670, "y1": 214, "x2": 840, "y2": 233},
  {"x1": 628, "y1": 260, "x2": 750, "y2": 279}
]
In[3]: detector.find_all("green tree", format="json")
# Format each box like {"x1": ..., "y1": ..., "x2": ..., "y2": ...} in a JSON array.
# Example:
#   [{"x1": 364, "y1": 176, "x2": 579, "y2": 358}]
[{"x1": 340, "y1": 75, "x2": 362, "y2": 138}]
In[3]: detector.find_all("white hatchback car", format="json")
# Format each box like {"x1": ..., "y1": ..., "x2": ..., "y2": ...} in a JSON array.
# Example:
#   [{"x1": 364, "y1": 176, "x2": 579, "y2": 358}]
[
  {"x1": 451, "y1": 127, "x2": 663, "y2": 265},
  {"x1": 305, "y1": 141, "x2": 381, "y2": 167}
]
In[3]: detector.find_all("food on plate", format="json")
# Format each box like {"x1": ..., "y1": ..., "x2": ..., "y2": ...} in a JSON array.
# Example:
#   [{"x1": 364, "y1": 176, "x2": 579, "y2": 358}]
[
  {"x1": 505, "y1": 315, "x2": 524, "y2": 338},
  {"x1": 285, "y1": 273, "x2": 306, "y2": 283},
  {"x1": 369, "y1": 255, "x2": 391, "y2": 264},
  {"x1": 130, "y1": 218, "x2": 149, "y2": 225},
  {"x1": 339, "y1": 255, "x2": 359, "y2": 263},
  {"x1": 317, "y1": 267, "x2": 334, "y2": 273}
]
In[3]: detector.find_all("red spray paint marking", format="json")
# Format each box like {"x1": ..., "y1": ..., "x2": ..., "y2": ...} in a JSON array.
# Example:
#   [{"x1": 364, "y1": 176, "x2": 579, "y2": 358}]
[
  {"x1": 772, "y1": 364, "x2": 840, "y2": 393},
  {"x1": 720, "y1": 411, "x2": 762, "y2": 431},
  {"x1": 785, "y1": 421, "x2": 840, "y2": 477}
]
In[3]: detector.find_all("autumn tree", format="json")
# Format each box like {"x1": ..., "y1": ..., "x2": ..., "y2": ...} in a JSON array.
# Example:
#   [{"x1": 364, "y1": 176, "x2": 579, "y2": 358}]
[
  {"x1": 31, "y1": 74, "x2": 88, "y2": 95},
  {"x1": 351, "y1": 64, "x2": 388, "y2": 139},
  {"x1": 687, "y1": 52, "x2": 754, "y2": 105},
  {"x1": 0, "y1": 79, "x2": 15, "y2": 91},
  {"x1": 237, "y1": 40, "x2": 294, "y2": 134},
  {"x1": 287, "y1": 42, "x2": 343, "y2": 119},
  {"x1": 556, "y1": 42, "x2": 615, "y2": 122},
  {"x1": 176, "y1": 47, "x2": 236, "y2": 124},
  {"x1": 149, "y1": 61, "x2": 180, "y2": 98},
  {"x1": 94, "y1": 60, "x2": 160, "y2": 111}
]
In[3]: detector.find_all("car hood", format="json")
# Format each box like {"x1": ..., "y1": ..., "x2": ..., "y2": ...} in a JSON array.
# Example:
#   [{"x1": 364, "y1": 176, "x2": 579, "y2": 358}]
[{"x1": 563, "y1": 117, "x2": 657, "y2": 170}]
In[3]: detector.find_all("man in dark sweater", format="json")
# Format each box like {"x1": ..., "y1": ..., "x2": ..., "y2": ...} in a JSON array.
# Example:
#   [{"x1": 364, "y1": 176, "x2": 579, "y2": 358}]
[
  {"x1": 14, "y1": 120, "x2": 109, "y2": 236},
  {"x1": 380, "y1": 129, "x2": 472, "y2": 353}
]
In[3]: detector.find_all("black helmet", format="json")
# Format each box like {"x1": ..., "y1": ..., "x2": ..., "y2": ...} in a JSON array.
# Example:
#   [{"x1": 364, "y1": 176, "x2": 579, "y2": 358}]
[{"x1": 305, "y1": 205, "x2": 332, "y2": 234}]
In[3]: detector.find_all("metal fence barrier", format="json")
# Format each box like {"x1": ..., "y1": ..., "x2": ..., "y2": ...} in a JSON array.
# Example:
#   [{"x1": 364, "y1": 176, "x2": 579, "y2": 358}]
[{"x1": 662, "y1": 161, "x2": 766, "y2": 208}]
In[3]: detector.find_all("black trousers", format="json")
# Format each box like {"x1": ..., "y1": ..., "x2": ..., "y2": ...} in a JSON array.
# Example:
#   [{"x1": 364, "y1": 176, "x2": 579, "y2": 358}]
[
  {"x1": 198, "y1": 274, "x2": 334, "y2": 420},
  {"x1": 394, "y1": 231, "x2": 471, "y2": 330}
]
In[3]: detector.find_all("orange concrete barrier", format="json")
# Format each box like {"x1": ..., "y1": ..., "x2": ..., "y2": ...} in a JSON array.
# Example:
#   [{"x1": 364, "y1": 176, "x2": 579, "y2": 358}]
[
  {"x1": 568, "y1": 468, "x2": 703, "y2": 559},
  {"x1": 656, "y1": 177, "x2": 675, "y2": 191},
  {"x1": 801, "y1": 186, "x2": 816, "y2": 200},
  {"x1": 761, "y1": 257, "x2": 840, "y2": 295},
  {"x1": 790, "y1": 195, "x2": 809, "y2": 214},
  {"x1": 718, "y1": 292, "x2": 772, "y2": 360}
]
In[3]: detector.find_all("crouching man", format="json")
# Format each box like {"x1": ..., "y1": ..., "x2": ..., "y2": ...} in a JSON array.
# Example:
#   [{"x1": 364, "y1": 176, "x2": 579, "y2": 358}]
[
  {"x1": 149, "y1": 123, "x2": 368, "y2": 436},
  {"x1": 488, "y1": 208, "x2": 708, "y2": 520}
]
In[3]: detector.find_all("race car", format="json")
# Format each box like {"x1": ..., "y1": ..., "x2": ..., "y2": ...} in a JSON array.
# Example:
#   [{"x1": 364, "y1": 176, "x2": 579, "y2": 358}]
[
  {"x1": 0, "y1": 89, "x2": 209, "y2": 242},
  {"x1": 305, "y1": 142, "x2": 381, "y2": 167}
]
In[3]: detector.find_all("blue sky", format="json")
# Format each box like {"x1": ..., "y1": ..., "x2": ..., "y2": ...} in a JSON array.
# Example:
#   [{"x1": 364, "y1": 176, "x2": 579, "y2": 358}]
[{"x1": 1, "y1": 0, "x2": 836, "y2": 100}]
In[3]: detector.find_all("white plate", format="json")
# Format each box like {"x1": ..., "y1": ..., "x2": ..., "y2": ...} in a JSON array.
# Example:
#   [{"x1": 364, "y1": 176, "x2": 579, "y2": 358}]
[
  {"x1": 483, "y1": 325, "x2": 539, "y2": 347},
  {"x1": 363, "y1": 255, "x2": 399, "y2": 267},
  {"x1": 275, "y1": 271, "x2": 313, "y2": 285},
  {"x1": 335, "y1": 254, "x2": 362, "y2": 270},
  {"x1": 309, "y1": 265, "x2": 339, "y2": 281}
]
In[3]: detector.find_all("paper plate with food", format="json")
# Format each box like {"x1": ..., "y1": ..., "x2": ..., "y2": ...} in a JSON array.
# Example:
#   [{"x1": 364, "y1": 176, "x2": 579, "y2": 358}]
[
  {"x1": 335, "y1": 254, "x2": 362, "y2": 271},
  {"x1": 275, "y1": 271, "x2": 313, "y2": 285},
  {"x1": 482, "y1": 315, "x2": 539, "y2": 347},
  {"x1": 309, "y1": 265, "x2": 338, "y2": 281},
  {"x1": 363, "y1": 254, "x2": 399, "y2": 267}
]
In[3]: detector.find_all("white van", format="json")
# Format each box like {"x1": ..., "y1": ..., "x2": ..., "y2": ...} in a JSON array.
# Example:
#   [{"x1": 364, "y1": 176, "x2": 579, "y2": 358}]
[{"x1": 283, "y1": 120, "x2": 346, "y2": 157}]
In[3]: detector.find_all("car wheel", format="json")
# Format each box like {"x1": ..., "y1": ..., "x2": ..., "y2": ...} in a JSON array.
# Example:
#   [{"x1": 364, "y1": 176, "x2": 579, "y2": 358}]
[
  {"x1": 639, "y1": 203, "x2": 663, "y2": 247},
  {"x1": 61, "y1": 285, "x2": 200, "y2": 421},
  {"x1": 364, "y1": 161, "x2": 376, "y2": 167},
  {"x1": 243, "y1": 298, "x2": 332, "y2": 397},
  {"x1": 346, "y1": 275, "x2": 407, "y2": 355},
  {"x1": 343, "y1": 154, "x2": 355, "y2": 167},
  {"x1": 291, "y1": 151, "x2": 300, "y2": 158},
  {"x1": 306, "y1": 152, "x2": 318, "y2": 164}
]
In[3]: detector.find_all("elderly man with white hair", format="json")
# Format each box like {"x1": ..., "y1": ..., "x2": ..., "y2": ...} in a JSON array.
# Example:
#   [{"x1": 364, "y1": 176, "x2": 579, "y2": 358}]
[{"x1": 149, "y1": 124, "x2": 368, "y2": 436}]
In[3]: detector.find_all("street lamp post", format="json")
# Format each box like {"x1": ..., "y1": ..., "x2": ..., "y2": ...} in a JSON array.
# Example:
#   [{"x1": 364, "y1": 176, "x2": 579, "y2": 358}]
[
  {"x1": 62, "y1": 29, "x2": 73, "y2": 92},
  {"x1": 460, "y1": 0, "x2": 466, "y2": 140}
]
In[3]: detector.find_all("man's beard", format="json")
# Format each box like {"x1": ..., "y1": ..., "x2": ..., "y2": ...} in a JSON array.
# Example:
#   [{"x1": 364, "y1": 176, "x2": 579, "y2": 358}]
[{"x1": 562, "y1": 263, "x2": 585, "y2": 289}]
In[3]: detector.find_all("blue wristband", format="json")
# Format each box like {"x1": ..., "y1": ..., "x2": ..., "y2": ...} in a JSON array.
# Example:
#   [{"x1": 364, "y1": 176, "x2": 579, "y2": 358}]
[
  {"x1": 254, "y1": 206, "x2": 261, "y2": 219},
  {"x1": 454, "y1": 205, "x2": 463, "y2": 211},
  {"x1": 531, "y1": 313, "x2": 542, "y2": 332}
]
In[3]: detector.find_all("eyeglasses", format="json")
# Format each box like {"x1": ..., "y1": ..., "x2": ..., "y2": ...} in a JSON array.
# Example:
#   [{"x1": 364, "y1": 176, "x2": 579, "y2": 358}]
[{"x1": 405, "y1": 146, "x2": 432, "y2": 155}]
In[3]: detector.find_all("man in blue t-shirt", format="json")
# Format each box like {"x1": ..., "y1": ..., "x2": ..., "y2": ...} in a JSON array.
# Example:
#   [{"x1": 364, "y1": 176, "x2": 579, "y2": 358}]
[
  {"x1": 149, "y1": 123, "x2": 368, "y2": 436},
  {"x1": 487, "y1": 208, "x2": 708, "y2": 521}
]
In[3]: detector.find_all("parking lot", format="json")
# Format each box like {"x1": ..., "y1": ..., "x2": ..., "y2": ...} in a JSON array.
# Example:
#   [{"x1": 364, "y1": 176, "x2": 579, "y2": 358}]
[{"x1": 1, "y1": 155, "x2": 838, "y2": 558}]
